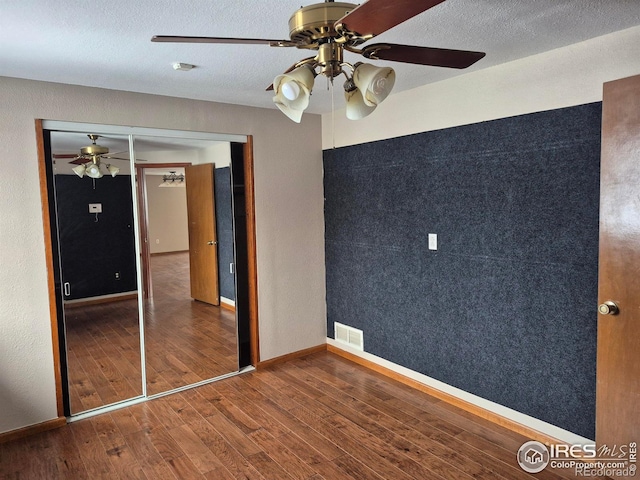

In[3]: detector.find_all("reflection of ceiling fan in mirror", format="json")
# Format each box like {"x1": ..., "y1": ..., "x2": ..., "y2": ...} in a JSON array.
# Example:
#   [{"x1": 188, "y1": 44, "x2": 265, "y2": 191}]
[
  {"x1": 152, "y1": 0, "x2": 485, "y2": 122},
  {"x1": 52, "y1": 134, "x2": 145, "y2": 179}
]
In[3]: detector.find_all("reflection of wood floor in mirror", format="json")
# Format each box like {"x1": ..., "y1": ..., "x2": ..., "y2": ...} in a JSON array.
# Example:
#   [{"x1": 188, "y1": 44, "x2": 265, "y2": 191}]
[
  {"x1": 65, "y1": 251, "x2": 238, "y2": 414},
  {"x1": 145, "y1": 251, "x2": 238, "y2": 396},
  {"x1": 65, "y1": 298, "x2": 143, "y2": 414}
]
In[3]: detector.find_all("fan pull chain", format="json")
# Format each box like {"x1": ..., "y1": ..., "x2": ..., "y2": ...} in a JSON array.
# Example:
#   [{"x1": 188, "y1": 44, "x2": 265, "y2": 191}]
[{"x1": 330, "y1": 76, "x2": 336, "y2": 149}]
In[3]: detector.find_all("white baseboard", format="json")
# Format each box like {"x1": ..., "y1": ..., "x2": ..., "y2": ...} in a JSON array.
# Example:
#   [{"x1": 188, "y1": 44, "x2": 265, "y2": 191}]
[
  {"x1": 64, "y1": 291, "x2": 137, "y2": 304},
  {"x1": 220, "y1": 297, "x2": 235, "y2": 307},
  {"x1": 326, "y1": 338, "x2": 592, "y2": 446}
]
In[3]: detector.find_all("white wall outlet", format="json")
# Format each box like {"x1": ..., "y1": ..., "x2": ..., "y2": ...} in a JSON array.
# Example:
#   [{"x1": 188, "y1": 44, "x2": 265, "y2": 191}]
[
  {"x1": 88, "y1": 203, "x2": 102, "y2": 213},
  {"x1": 428, "y1": 233, "x2": 438, "y2": 251}
]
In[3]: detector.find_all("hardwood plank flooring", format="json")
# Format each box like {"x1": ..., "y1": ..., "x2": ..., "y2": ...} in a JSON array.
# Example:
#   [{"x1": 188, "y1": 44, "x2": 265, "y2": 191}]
[
  {"x1": 0, "y1": 352, "x2": 604, "y2": 480},
  {"x1": 64, "y1": 251, "x2": 238, "y2": 414},
  {"x1": 144, "y1": 252, "x2": 239, "y2": 396}
]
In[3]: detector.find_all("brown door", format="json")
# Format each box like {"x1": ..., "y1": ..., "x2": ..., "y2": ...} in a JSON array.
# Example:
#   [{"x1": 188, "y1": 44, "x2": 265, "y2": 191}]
[
  {"x1": 185, "y1": 163, "x2": 220, "y2": 305},
  {"x1": 597, "y1": 74, "x2": 640, "y2": 456}
]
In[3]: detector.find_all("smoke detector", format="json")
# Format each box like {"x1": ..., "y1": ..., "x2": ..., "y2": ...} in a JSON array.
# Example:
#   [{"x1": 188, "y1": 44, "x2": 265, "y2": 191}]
[{"x1": 172, "y1": 62, "x2": 196, "y2": 71}]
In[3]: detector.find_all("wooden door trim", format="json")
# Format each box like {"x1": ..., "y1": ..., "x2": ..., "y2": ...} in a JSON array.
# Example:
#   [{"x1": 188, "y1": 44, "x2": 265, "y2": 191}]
[
  {"x1": 35, "y1": 119, "x2": 65, "y2": 418},
  {"x1": 0, "y1": 417, "x2": 67, "y2": 445},
  {"x1": 244, "y1": 137, "x2": 260, "y2": 365}
]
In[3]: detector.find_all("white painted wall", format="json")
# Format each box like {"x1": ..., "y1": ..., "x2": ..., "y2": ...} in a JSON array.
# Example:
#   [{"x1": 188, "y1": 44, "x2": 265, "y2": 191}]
[
  {"x1": 0, "y1": 78, "x2": 326, "y2": 433},
  {"x1": 146, "y1": 179, "x2": 189, "y2": 254},
  {"x1": 197, "y1": 143, "x2": 232, "y2": 167},
  {"x1": 323, "y1": 26, "x2": 640, "y2": 149}
]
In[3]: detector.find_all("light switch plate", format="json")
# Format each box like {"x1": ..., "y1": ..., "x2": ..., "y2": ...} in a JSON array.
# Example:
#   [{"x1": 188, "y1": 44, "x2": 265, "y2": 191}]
[
  {"x1": 89, "y1": 203, "x2": 102, "y2": 213},
  {"x1": 428, "y1": 233, "x2": 438, "y2": 251}
]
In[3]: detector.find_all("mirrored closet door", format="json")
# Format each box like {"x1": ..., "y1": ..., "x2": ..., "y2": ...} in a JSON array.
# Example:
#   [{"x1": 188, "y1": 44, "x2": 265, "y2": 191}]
[
  {"x1": 45, "y1": 123, "x2": 245, "y2": 417},
  {"x1": 134, "y1": 135, "x2": 239, "y2": 396}
]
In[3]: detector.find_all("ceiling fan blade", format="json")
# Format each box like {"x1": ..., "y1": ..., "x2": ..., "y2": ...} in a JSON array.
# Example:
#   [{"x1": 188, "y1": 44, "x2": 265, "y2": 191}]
[
  {"x1": 151, "y1": 35, "x2": 298, "y2": 47},
  {"x1": 335, "y1": 0, "x2": 446, "y2": 38},
  {"x1": 52, "y1": 153, "x2": 79, "y2": 159},
  {"x1": 361, "y1": 43, "x2": 485, "y2": 69},
  {"x1": 104, "y1": 156, "x2": 149, "y2": 162}
]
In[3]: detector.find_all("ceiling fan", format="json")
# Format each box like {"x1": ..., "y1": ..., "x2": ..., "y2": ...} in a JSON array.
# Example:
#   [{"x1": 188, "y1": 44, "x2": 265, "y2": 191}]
[
  {"x1": 52, "y1": 134, "x2": 146, "y2": 178},
  {"x1": 152, "y1": 0, "x2": 485, "y2": 122}
]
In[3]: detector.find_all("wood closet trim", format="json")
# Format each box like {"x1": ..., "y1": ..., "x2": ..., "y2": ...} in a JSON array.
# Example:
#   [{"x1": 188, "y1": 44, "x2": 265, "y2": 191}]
[
  {"x1": 244, "y1": 136, "x2": 260, "y2": 365},
  {"x1": 35, "y1": 119, "x2": 65, "y2": 419},
  {"x1": 256, "y1": 344, "x2": 327, "y2": 369},
  {"x1": 0, "y1": 417, "x2": 66, "y2": 445},
  {"x1": 30, "y1": 125, "x2": 259, "y2": 441}
]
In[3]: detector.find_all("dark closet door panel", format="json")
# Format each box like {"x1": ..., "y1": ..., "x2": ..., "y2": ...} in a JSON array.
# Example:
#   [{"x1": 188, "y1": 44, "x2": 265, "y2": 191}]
[{"x1": 215, "y1": 166, "x2": 235, "y2": 301}]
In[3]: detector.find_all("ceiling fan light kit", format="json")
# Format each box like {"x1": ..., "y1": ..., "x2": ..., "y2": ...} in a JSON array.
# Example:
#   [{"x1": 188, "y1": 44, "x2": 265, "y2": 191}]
[
  {"x1": 352, "y1": 62, "x2": 395, "y2": 106},
  {"x1": 72, "y1": 164, "x2": 87, "y2": 178},
  {"x1": 344, "y1": 81, "x2": 376, "y2": 120},
  {"x1": 152, "y1": 0, "x2": 485, "y2": 123},
  {"x1": 69, "y1": 134, "x2": 121, "y2": 179},
  {"x1": 273, "y1": 65, "x2": 316, "y2": 122},
  {"x1": 85, "y1": 162, "x2": 104, "y2": 179},
  {"x1": 107, "y1": 164, "x2": 120, "y2": 177}
]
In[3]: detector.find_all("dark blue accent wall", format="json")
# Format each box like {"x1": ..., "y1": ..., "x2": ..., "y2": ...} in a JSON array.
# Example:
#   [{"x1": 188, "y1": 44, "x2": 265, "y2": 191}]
[
  {"x1": 215, "y1": 166, "x2": 235, "y2": 301},
  {"x1": 54, "y1": 174, "x2": 137, "y2": 300},
  {"x1": 323, "y1": 103, "x2": 601, "y2": 439}
]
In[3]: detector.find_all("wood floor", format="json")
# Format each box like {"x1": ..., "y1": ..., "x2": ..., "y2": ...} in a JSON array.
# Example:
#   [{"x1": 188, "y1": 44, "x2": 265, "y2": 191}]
[
  {"x1": 0, "y1": 352, "x2": 602, "y2": 480},
  {"x1": 64, "y1": 251, "x2": 238, "y2": 413}
]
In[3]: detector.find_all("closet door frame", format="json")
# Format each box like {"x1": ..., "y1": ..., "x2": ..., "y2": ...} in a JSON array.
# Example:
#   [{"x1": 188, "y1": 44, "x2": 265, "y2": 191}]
[{"x1": 37, "y1": 120, "x2": 259, "y2": 421}]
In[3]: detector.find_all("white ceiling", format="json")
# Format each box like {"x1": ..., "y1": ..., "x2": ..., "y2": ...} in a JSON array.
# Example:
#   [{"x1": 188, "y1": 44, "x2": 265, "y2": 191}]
[{"x1": 2, "y1": 1, "x2": 639, "y2": 115}]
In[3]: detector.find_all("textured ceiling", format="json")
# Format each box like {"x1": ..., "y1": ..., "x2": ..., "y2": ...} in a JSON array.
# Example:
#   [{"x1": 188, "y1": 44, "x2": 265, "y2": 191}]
[
  {"x1": 2, "y1": 0, "x2": 639, "y2": 115},
  {"x1": 50, "y1": 131, "x2": 225, "y2": 175}
]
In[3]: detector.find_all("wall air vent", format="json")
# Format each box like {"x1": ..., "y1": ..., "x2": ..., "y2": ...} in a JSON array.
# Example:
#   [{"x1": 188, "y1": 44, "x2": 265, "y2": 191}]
[{"x1": 334, "y1": 322, "x2": 364, "y2": 351}]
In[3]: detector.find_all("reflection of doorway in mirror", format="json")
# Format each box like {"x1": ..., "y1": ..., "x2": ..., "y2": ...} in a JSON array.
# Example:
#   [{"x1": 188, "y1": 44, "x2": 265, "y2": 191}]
[{"x1": 140, "y1": 141, "x2": 238, "y2": 396}]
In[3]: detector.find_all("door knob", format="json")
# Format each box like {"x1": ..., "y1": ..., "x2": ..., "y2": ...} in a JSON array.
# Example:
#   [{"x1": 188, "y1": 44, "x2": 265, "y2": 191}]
[
  {"x1": 207, "y1": 241, "x2": 217, "y2": 246},
  {"x1": 598, "y1": 301, "x2": 619, "y2": 315}
]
